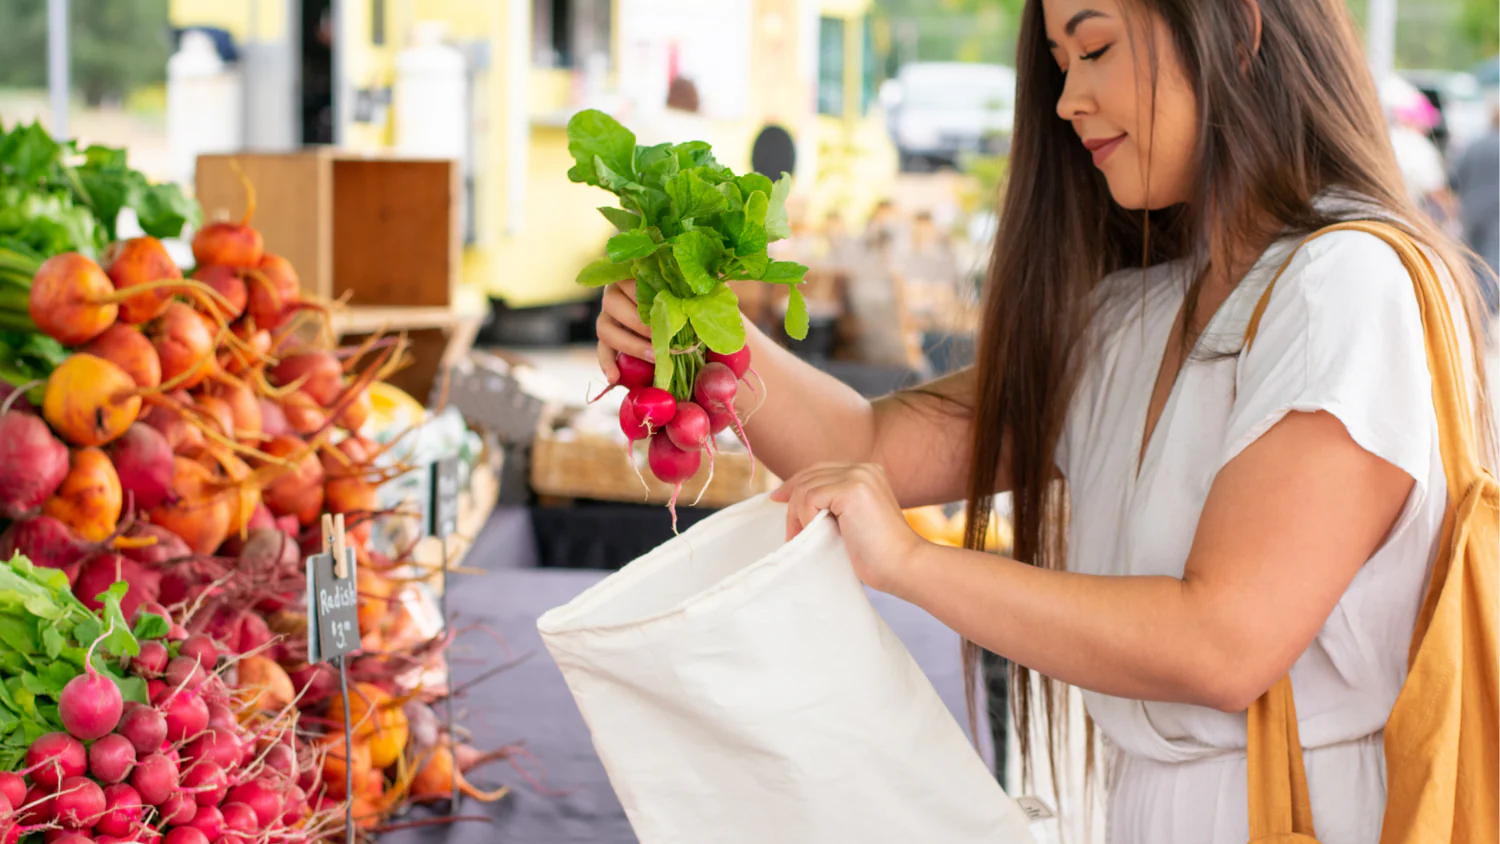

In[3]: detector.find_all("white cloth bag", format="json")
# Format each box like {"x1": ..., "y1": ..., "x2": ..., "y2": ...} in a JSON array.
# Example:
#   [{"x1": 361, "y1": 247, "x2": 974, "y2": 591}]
[{"x1": 537, "y1": 494, "x2": 1037, "y2": 843}]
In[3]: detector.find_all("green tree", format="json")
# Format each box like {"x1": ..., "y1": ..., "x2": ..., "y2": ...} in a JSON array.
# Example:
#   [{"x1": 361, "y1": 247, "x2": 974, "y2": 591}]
[{"x1": 0, "y1": 0, "x2": 170, "y2": 105}]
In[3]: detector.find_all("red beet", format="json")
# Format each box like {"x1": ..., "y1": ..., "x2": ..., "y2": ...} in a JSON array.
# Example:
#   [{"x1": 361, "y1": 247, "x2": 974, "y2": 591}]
[
  {"x1": 0, "y1": 516, "x2": 90, "y2": 579},
  {"x1": 0, "y1": 403, "x2": 69, "y2": 518},
  {"x1": 257, "y1": 397, "x2": 290, "y2": 439},
  {"x1": 120, "y1": 523, "x2": 191, "y2": 568},
  {"x1": 107, "y1": 424, "x2": 175, "y2": 511},
  {"x1": 73, "y1": 554, "x2": 149, "y2": 620}
]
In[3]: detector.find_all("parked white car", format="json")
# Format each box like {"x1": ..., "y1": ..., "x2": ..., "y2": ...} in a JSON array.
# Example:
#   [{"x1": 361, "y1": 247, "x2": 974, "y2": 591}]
[{"x1": 882, "y1": 62, "x2": 1016, "y2": 171}]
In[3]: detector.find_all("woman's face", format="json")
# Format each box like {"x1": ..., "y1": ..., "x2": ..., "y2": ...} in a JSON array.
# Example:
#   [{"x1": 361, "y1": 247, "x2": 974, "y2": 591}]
[{"x1": 1043, "y1": 0, "x2": 1199, "y2": 209}]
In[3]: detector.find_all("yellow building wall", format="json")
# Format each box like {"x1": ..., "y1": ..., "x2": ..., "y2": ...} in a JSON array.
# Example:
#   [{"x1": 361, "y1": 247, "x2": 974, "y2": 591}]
[{"x1": 169, "y1": 0, "x2": 287, "y2": 40}]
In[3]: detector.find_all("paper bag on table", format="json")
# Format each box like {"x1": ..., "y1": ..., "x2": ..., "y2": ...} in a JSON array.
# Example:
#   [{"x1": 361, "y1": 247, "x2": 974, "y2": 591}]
[{"x1": 538, "y1": 494, "x2": 1036, "y2": 843}]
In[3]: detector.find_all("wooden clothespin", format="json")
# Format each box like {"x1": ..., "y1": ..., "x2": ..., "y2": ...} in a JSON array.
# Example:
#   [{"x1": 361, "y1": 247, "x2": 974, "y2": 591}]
[{"x1": 321, "y1": 513, "x2": 350, "y2": 578}]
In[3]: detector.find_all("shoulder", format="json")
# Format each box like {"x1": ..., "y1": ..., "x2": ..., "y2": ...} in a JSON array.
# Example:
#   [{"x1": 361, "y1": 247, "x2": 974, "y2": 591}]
[{"x1": 1262, "y1": 228, "x2": 1420, "y2": 330}]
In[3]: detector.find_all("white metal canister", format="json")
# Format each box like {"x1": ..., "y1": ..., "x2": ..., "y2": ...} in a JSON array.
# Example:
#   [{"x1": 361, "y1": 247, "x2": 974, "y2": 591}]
[{"x1": 393, "y1": 22, "x2": 467, "y2": 160}]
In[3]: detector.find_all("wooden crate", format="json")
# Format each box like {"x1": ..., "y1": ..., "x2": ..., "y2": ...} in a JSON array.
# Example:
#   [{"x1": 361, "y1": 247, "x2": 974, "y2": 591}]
[
  {"x1": 327, "y1": 307, "x2": 482, "y2": 406},
  {"x1": 530, "y1": 429, "x2": 777, "y2": 509},
  {"x1": 195, "y1": 151, "x2": 461, "y2": 307}
]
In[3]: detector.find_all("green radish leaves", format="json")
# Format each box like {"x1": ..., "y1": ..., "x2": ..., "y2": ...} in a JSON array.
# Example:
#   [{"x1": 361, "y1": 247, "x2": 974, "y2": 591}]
[
  {"x1": 567, "y1": 109, "x2": 810, "y2": 399},
  {"x1": 682, "y1": 286, "x2": 746, "y2": 354},
  {"x1": 576, "y1": 257, "x2": 636, "y2": 288},
  {"x1": 649, "y1": 291, "x2": 688, "y2": 390}
]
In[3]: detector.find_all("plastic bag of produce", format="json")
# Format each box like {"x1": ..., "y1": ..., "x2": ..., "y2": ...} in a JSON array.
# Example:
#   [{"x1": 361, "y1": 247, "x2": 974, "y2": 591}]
[{"x1": 537, "y1": 493, "x2": 1036, "y2": 844}]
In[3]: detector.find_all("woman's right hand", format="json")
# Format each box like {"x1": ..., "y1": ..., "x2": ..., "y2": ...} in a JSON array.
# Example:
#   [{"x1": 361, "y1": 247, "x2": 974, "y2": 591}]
[{"x1": 596, "y1": 280, "x2": 655, "y2": 383}]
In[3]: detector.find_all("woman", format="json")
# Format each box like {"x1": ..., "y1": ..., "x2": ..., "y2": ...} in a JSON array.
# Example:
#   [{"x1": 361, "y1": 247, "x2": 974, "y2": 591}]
[{"x1": 595, "y1": 1, "x2": 1492, "y2": 841}]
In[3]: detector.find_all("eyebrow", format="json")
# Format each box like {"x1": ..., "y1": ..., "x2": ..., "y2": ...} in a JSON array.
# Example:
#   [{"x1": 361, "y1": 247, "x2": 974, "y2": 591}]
[{"x1": 1045, "y1": 9, "x2": 1109, "y2": 47}]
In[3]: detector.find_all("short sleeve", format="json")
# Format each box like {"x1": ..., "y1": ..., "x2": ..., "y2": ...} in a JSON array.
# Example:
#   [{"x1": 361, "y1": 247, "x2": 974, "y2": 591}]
[{"x1": 1222, "y1": 231, "x2": 1435, "y2": 490}]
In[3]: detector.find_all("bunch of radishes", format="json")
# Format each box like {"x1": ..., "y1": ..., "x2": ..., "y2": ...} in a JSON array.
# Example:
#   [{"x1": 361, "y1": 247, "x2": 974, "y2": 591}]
[
  {"x1": 612, "y1": 345, "x2": 756, "y2": 523},
  {"x1": 3, "y1": 620, "x2": 333, "y2": 844}
]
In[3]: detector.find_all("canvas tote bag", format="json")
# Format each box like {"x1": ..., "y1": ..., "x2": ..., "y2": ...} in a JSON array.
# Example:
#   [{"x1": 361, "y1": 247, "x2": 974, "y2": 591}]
[
  {"x1": 1242, "y1": 220, "x2": 1499, "y2": 844},
  {"x1": 537, "y1": 494, "x2": 1037, "y2": 843}
]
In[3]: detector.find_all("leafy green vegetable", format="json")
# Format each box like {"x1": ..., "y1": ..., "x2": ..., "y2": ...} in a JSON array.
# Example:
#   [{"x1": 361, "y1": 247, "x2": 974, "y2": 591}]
[
  {"x1": 0, "y1": 554, "x2": 165, "y2": 751},
  {"x1": 0, "y1": 119, "x2": 200, "y2": 261},
  {"x1": 567, "y1": 109, "x2": 810, "y2": 397}
]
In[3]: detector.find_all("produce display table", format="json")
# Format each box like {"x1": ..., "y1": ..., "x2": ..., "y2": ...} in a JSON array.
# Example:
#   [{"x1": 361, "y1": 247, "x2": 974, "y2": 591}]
[{"x1": 381, "y1": 507, "x2": 994, "y2": 844}]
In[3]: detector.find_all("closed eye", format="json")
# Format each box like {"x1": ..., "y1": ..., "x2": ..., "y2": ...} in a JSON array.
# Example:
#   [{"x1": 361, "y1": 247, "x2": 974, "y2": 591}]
[{"x1": 1081, "y1": 44, "x2": 1112, "y2": 61}]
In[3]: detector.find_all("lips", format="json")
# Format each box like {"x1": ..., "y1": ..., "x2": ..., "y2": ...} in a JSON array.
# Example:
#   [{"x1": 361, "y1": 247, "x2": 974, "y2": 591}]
[{"x1": 1082, "y1": 134, "x2": 1127, "y2": 166}]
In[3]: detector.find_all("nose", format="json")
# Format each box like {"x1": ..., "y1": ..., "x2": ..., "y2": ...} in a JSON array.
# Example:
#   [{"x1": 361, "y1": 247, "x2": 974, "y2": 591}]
[{"x1": 1055, "y1": 66, "x2": 1096, "y2": 123}]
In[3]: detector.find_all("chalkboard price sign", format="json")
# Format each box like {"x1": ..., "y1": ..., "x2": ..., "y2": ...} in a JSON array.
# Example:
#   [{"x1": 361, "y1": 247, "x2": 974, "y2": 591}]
[
  {"x1": 430, "y1": 456, "x2": 460, "y2": 540},
  {"x1": 305, "y1": 547, "x2": 361, "y2": 663}
]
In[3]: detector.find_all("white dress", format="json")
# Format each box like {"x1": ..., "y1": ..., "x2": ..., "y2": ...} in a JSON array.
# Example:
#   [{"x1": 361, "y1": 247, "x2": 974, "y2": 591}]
[{"x1": 1056, "y1": 207, "x2": 1467, "y2": 844}]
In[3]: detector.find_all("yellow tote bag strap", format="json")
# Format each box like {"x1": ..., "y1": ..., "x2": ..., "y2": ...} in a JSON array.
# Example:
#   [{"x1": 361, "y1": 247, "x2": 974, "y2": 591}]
[
  {"x1": 1248, "y1": 219, "x2": 1482, "y2": 647},
  {"x1": 1246, "y1": 675, "x2": 1318, "y2": 840}
]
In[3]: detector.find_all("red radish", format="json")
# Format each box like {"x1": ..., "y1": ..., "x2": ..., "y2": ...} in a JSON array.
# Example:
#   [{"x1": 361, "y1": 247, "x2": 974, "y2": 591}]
[
  {"x1": 73, "y1": 554, "x2": 150, "y2": 619},
  {"x1": 666, "y1": 401, "x2": 710, "y2": 451},
  {"x1": 51, "y1": 776, "x2": 105, "y2": 828},
  {"x1": 185, "y1": 804, "x2": 224, "y2": 839},
  {"x1": 42, "y1": 355, "x2": 142, "y2": 448},
  {"x1": 181, "y1": 729, "x2": 239, "y2": 771},
  {"x1": 257, "y1": 398, "x2": 289, "y2": 438},
  {"x1": 280, "y1": 784, "x2": 307, "y2": 824},
  {"x1": 117, "y1": 703, "x2": 167, "y2": 755},
  {"x1": 24, "y1": 733, "x2": 85, "y2": 789},
  {"x1": 88, "y1": 734, "x2": 136, "y2": 784},
  {"x1": 107, "y1": 424, "x2": 175, "y2": 511},
  {"x1": 0, "y1": 516, "x2": 88, "y2": 579},
  {"x1": 617, "y1": 352, "x2": 655, "y2": 388},
  {"x1": 233, "y1": 613, "x2": 272, "y2": 656},
  {"x1": 147, "y1": 679, "x2": 168, "y2": 703},
  {"x1": 0, "y1": 390, "x2": 69, "y2": 518},
  {"x1": 0, "y1": 773, "x2": 24, "y2": 809},
  {"x1": 94, "y1": 783, "x2": 144, "y2": 837},
  {"x1": 105, "y1": 237, "x2": 181, "y2": 325},
  {"x1": 618, "y1": 397, "x2": 646, "y2": 443},
  {"x1": 190, "y1": 266, "x2": 247, "y2": 322},
  {"x1": 59, "y1": 628, "x2": 124, "y2": 740},
  {"x1": 148, "y1": 303, "x2": 216, "y2": 392},
  {"x1": 181, "y1": 763, "x2": 227, "y2": 806},
  {"x1": 694, "y1": 361, "x2": 752, "y2": 463},
  {"x1": 223, "y1": 780, "x2": 281, "y2": 827},
  {"x1": 262, "y1": 743, "x2": 295, "y2": 779},
  {"x1": 707, "y1": 345, "x2": 751, "y2": 379},
  {"x1": 28, "y1": 252, "x2": 119, "y2": 345},
  {"x1": 219, "y1": 802, "x2": 255, "y2": 836},
  {"x1": 157, "y1": 790, "x2": 196, "y2": 826},
  {"x1": 179, "y1": 636, "x2": 219, "y2": 671},
  {"x1": 649, "y1": 434, "x2": 703, "y2": 531},
  {"x1": 129, "y1": 641, "x2": 170, "y2": 679},
  {"x1": 624, "y1": 387, "x2": 676, "y2": 440},
  {"x1": 162, "y1": 690, "x2": 209, "y2": 742},
  {"x1": 269, "y1": 352, "x2": 342, "y2": 407},
  {"x1": 21, "y1": 782, "x2": 54, "y2": 823},
  {"x1": 206, "y1": 702, "x2": 235, "y2": 732},
  {"x1": 165, "y1": 657, "x2": 207, "y2": 694},
  {"x1": 163, "y1": 826, "x2": 209, "y2": 844},
  {"x1": 130, "y1": 753, "x2": 178, "y2": 806},
  {"x1": 81, "y1": 324, "x2": 162, "y2": 390}
]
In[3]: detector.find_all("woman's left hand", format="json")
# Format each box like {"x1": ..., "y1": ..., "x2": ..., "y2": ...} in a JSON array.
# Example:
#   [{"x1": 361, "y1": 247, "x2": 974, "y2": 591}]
[{"x1": 770, "y1": 462, "x2": 926, "y2": 596}]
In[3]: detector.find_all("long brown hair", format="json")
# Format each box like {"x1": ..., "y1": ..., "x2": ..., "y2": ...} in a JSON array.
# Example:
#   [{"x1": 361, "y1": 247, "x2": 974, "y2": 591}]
[{"x1": 962, "y1": 0, "x2": 1495, "y2": 806}]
